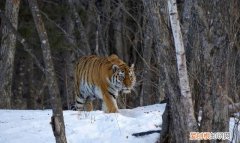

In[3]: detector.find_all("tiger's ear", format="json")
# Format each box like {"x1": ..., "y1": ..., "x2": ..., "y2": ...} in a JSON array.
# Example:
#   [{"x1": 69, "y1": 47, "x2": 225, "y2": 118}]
[
  {"x1": 112, "y1": 64, "x2": 120, "y2": 73},
  {"x1": 109, "y1": 54, "x2": 118, "y2": 60}
]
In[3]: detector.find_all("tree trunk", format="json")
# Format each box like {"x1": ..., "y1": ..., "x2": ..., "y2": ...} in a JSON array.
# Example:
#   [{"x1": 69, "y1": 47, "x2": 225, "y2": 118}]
[
  {"x1": 61, "y1": 0, "x2": 79, "y2": 109},
  {"x1": 165, "y1": 0, "x2": 198, "y2": 142},
  {"x1": 112, "y1": 0, "x2": 124, "y2": 59},
  {"x1": 0, "y1": 0, "x2": 20, "y2": 109},
  {"x1": 13, "y1": 55, "x2": 27, "y2": 109},
  {"x1": 142, "y1": 1, "x2": 171, "y2": 142},
  {"x1": 140, "y1": 0, "x2": 153, "y2": 106},
  {"x1": 28, "y1": 0, "x2": 67, "y2": 143},
  {"x1": 95, "y1": 14, "x2": 100, "y2": 55},
  {"x1": 67, "y1": 0, "x2": 91, "y2": 56},
  {"x1": 27, "y1": 56, "x2": 36, "y2": 109},
  {"x1": 100, "y1": 0, "x2": 111, "y2": 56},
  {"x1": 196, "y1": 1, "x2": 232, "y2": 142}
]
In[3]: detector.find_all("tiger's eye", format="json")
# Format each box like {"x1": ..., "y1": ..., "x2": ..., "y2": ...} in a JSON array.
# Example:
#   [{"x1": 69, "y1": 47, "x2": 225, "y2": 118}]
[{"x1": 119, "y1": 76, "x2": 124, "y2": 81}]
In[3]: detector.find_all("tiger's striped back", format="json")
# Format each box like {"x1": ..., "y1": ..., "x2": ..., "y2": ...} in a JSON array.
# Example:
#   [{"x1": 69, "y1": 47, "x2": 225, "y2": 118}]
[{"x1": 73, "y1": 54, "x2": 135, "y2": 113}]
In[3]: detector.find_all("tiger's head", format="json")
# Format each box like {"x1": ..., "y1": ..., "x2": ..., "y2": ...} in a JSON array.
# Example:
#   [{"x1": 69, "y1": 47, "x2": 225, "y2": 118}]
[{"x1": 108, "y1": 54, "x2": 136, "y2": 93}]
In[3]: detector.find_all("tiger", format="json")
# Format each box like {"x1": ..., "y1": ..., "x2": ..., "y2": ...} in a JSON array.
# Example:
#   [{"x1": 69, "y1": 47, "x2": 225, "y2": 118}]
[{"x1": 72, "y1": 54, "x2": 136, "y2": 113}]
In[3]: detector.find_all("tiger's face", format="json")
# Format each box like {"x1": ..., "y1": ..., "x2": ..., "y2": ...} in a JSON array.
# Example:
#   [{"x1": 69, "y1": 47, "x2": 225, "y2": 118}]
[
  {"x1": 121, "y1": 64, "x2": 136, "y2": 93},
  {"x1": 110, "y1": 65, "x2": 125, "y2": 90},
  {"x1": 111, "y1": 64, "x2": 136, "y2": 94},
  {"x1": 107, "y1": 54, "x2": 136, "y2": 94}
]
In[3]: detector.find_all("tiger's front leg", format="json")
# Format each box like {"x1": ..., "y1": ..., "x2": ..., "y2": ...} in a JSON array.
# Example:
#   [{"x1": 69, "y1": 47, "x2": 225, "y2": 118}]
[{"x1": 102, "y1": 93, "x2": 119, "y2": 113}]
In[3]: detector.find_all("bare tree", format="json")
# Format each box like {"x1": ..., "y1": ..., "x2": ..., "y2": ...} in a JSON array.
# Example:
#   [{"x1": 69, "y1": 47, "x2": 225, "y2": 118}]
[
  {"x1": 67, "y1": 0, "x2": 91, "y2": 56},
  {"x1": 140, "y1": 0, "x2": 153, "y2": 106},
  {"x1": 112, "y1": 0, "x2": 124, "y2": 59},
  {"x1": 195, "y1": 1, "x2": 239, "y2": 140},
  {"x1": 168, "y1": 0, "x2": 196, "y2": 126},
  {"x1": 28, "y1": 0, "x2": 67, "y2": 142},
  {"x1": 167, "y1": 0, "x2": 198, "y2": 142},
  {"x1": 26, "y1": 56, "x2": 36, "y2": 109},
  {"x1": 141, "y1": 0, "x2": 197, "y2": 142},
  {"x1": 0, "y1": 0, "x2": 20, "y2": 109},
  {"x1": 62, "y1": 0, "x2": 79, "y2": 109},
  {"x1": 141, "y1": 1, "x2": 172, "y2": 142}
]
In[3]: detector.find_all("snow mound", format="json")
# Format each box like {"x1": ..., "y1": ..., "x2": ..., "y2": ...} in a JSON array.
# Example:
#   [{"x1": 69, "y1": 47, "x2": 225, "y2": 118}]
[{"x1": 0, "y1": 104, "x2": 166, "y2": 143}]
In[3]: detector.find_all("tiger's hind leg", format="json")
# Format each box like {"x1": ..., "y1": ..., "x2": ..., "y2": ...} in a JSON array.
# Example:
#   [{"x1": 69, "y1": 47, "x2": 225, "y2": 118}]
[
  {"x1": 73, "y1": 94, "x2": 86, "y2": 111},
  {"x1": 73, "y1": 94, "x2": 94, "y2": 111},
  {"x1": 84, "y1": 96, "x2": 93, "y2": 111},
  {"x1": 85, "y1": 100, "x2": 93, "y2": 111}
]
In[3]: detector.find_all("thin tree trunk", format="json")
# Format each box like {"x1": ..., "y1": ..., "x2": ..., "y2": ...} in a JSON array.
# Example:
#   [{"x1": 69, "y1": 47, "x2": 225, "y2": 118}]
[
  {"x1": 95, "y1": 15, "x2": 100, "y2": 55},
  {"x1": 113, "y1": 1, "x2": 124, "y2": 59},
  {"x1": 168, "y1": 0, "x2": 192, "y2": 102},
  {"x1": 0, "y1": 0, "x2": 20, "y2": 109},
  {"x1": 0, "y1": 7, "x2": 45, "y2": 109},
  {"x1": 101, "y1": 0, "x2": 111, "y2": 56},
  {"x1": 14, "y1": 55, "x2": 27, "y2": 109},
  {"x1": 168, "y1": 0, "x2": 198, "y2": 142},
  {"x1": 28, "y1": 0, "x2": 67, "y2": 143},
  {"x1": 143, "y1": 1, "x2": 171, "y2": 142},
  {"x1": 62, "y1": 0, "x2": 79, "y2": 109},
  {"x1": 0, "y1": 9, "x2": 45, "y2": 72},
  {"x1": 27, "y1": 56, "x2": 36, "y2": 109},
  {"x1": 67, "y1": 0, "x2": 91, "y2": 55},
  {"x1": 140, "y1": 0, "x2": 153, "y2": 106}
]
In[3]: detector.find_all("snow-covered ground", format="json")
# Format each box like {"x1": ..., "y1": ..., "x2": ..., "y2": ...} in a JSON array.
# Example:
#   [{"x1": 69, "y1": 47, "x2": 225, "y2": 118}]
[
  {"x1": 229, "y1": 115, "x2": 240, "y2": 143},
  {"x1": 1, "y1": 103, "x2": 239, "y2": 143},
  {"x1": 0, "y1": 104, "x2": 165, "y2": 143}
]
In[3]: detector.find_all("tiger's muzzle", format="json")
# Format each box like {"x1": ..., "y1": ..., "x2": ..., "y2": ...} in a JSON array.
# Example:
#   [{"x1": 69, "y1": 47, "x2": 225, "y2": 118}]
[{"x1": 122, "y1": 87, "x2": 132, "y2": 94}]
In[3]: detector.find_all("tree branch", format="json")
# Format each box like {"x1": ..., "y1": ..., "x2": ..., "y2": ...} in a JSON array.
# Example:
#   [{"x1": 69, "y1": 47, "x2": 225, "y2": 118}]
[{"x1": 39, "y1": 10, "x2": 85, "y2": 55}]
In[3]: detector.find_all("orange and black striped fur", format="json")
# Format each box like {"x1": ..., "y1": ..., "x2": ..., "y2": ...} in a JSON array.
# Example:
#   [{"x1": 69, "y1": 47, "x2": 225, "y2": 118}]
[{"x1": 73, "y1": 54, "x2": 136, "y2": 113}]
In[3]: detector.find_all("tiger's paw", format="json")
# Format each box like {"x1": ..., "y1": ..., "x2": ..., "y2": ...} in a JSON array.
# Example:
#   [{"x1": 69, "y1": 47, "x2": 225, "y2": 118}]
[{"x1": 105, "y1": 108, "x2": 119, "y2": 113}]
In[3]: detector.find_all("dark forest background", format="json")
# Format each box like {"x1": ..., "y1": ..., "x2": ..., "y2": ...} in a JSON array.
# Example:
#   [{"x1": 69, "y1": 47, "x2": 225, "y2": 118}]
[
  {"x1": 1, "y1": 0, "x2": 165, "y2": 110},
  {"x1": 1, "y1": 0, "x2": 240, "y2": 142}
]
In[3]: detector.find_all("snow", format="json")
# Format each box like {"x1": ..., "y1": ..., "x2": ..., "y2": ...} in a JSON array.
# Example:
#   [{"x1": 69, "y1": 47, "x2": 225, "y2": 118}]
[
  {"x1": 229, "y1": 115, "x2": 240, "y2": 143},
  {"x1": 0, "y1": 104, "x2": 165, "y2": 143},
  {"x1": 1, "y1": 103, "x2": 239, "y2": 143}
]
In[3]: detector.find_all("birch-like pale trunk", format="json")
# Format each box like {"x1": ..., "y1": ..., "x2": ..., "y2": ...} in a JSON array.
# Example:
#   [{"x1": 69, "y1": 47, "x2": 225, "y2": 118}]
[
  {"x1": 168, "y1": 0, "x2": 192, "y2": 99},
  {"x1": 168, "y1": 0, "x2": 198, "y2": 141}
]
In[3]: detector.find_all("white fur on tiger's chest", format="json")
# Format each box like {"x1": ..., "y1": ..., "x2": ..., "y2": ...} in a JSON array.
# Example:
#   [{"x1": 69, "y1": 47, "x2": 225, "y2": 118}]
[{"x1": 80, "y1": 81, "x2": 103, "y2": 100}]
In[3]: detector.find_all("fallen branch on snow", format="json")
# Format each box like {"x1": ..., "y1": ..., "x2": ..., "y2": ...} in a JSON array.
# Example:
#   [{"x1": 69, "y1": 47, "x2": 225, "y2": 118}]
[{"x1": 132, "y1": 130, "x2": 161, "y2": 137}]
